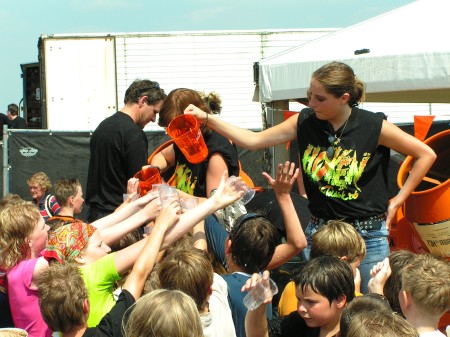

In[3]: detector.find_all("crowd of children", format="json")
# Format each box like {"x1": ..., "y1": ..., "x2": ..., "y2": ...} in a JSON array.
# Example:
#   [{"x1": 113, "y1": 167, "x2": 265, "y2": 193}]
[{"x1": 0, "y1": 160, "x2": 449, "y2": 337}]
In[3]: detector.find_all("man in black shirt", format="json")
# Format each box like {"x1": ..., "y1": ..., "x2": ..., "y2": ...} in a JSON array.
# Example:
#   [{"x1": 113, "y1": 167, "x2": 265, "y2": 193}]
[
  {"x1": 85, "y1": 80, "x2": 166, "y2": 222},
  {"x1": 7, "y1": 103, "x2": 27, "y2": 129}
]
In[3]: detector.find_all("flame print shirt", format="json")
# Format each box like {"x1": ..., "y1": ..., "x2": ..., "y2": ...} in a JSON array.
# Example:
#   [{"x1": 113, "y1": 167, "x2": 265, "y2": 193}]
[
  {"x1": 173, "y1": 130, "x2": 239, "y2": 197},
  {"x1": 297, "y1": 107, "x2": 389, "y2": 220}
]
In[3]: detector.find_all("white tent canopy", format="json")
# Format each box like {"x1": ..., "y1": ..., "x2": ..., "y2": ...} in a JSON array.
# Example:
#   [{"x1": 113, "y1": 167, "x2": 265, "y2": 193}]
[{"x1": 258, "y1": 0, "x2": 450, "y2": 103}]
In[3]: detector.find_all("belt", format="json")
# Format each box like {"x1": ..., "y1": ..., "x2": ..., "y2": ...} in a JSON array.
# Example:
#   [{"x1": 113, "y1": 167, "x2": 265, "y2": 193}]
[{"x1": 310, "y1": 212, "x2": 387, "y2": 231}]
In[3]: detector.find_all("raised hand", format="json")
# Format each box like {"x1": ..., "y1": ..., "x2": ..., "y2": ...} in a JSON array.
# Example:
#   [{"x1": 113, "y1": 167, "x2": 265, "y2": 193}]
[
  {"x1": 210, "y1": 171, "x2": 245, "y2": 209},
  {"x1": 184, "y1": 104, "x2": 208, "y2": 123},
  {"x1": 262, "y1": 161, "x2": 299, "y2": 195},
  {"x1": 368, "y1": 257, "x2": 391, "y2": 295},
  {"x1": 153, "y1": 198, "x2": 181, "y2": 233},
  {"x1": 127, "y1": 177, "x2": 140, "y2": 195},
  {"x1": 141, "y1": 191, "x2": 162, "y2": 221}
]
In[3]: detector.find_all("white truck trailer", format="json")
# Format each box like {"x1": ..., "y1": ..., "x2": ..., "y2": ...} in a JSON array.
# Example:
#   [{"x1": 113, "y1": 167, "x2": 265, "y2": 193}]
[{"x1": 21, "y1": 29, "x2": 337, "y2": 131}]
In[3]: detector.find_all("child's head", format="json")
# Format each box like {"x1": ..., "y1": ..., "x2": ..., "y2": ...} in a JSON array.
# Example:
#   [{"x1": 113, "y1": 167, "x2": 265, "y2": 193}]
[
  {"x1": 340, "y1": 293, "x2": 394, "y2": 336},
  {"x1": 0, "y1": 193, "x2": 23, "y2": 211},
  {"x1": 227, "y1": 213, "x2": 279, "y2": 274},
  {"x1": 158, "y1": 248, "x2": 214, "y2": 312},
  {"x1": 37, "y1": 262, "x2": 88, "y2": 333},
  {"x1": 400, "y1": 253, "x2": 450, "y2": 318},
  {"x1": 42, "y1": 221, "x2": 107, "y2": 264},
  {"x1": 342, "y1": 309, "x2": 418, "y2": 337},
  {"x1": 384, "y1": 249, "x2": 416, "y2": 315},
  {"x1": 0, "y1": 202, "x2": 47, "y2": 268},
  {"x1": 293, "y1": 256, "x2": 355, "y2": 329},
  {"x1": 53, "y1": 178, "x2": 83, "y2": 213},
  {"x1": 124, "y1": 289, "x2": 204, "y2": 337},
  {"x1": 310, "y1": 220, "x2": 366, "y2": 272}
]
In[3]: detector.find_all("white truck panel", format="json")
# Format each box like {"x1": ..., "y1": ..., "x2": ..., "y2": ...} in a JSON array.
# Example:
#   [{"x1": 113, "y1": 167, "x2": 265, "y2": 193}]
[
  {"x1": 113, "y1": 30, "x2": 336, "y2": 131},
  {"x1": 43, "y1": 37, "x2": 117, "y2": 130},
  {"x1": 41, "y1": 30, "x2": 336, "y2": 130}
]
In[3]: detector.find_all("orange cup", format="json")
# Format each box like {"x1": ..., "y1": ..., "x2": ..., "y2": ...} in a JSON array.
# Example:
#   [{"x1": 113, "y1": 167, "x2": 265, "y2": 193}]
[
  {"x1": 134, "y1": 166, "x2": 162, "y2": 196},
  {"x1": 166, "y1": 114, "x2": 208, "y2": 164}
]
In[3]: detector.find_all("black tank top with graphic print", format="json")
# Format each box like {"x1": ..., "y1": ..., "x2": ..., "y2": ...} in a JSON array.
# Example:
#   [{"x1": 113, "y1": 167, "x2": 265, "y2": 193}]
[{"x1": 297, "y1": 106, "x2": 389, "y2": 220}]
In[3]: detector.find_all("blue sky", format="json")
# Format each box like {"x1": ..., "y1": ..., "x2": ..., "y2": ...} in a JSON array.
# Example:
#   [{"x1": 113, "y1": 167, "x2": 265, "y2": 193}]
[{"x1": 0, "y1": 0, "x2": 415, "y2": 111}]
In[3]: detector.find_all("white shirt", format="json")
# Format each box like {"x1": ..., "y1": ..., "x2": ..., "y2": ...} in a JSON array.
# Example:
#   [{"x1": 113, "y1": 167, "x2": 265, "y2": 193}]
[{"x1": 201, "y1": 273, "x2": 237, "y2": 337}]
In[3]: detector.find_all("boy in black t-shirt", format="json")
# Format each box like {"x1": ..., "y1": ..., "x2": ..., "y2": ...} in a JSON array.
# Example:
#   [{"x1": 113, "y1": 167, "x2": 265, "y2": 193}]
[{"x1": 244, "y1": 256, "x2": 355, "y2": 337}]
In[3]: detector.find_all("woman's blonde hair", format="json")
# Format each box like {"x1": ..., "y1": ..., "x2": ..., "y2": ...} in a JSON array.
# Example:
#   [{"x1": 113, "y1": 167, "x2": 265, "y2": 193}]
[
  {"x1": 0, "y1": 202, "x2": 40, "y2": 269},
  {"x1": 123, "y1": 289, "x2": 204, "y2": 337}
]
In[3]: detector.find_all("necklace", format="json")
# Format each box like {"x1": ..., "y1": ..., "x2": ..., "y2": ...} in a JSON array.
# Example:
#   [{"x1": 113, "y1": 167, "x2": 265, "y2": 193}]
[{"x1": 326, "y1": 113, "x2": 351, "y2": 160}]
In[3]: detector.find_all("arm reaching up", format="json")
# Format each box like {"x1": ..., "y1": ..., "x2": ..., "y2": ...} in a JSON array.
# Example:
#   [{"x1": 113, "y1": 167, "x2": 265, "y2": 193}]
[
  {"x1": 368, "y1": 257, "x2": 392, "y2": 296},
  {"x1": 264, "y1": 162, "x2": 307, "y2": 270},
  {"x1": 161, "y1": 171, "x2": 245, "y2": 249},
  {"x1": 121, "y1": 199, "x2": 180, "y2": 300},
  {"x1": 91, "y1": 190, "x2": 158, "y2": 231},
  {"x1": 100, "y1": 191, "x2": 161, "y2": 246},
  {"x1": 243, "y1": 270, "x2": 272, "y2": 337}
]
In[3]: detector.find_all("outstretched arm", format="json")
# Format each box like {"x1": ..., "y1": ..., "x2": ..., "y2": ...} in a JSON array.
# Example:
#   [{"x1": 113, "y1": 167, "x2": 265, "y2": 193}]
[
  {"x1": 184, "y1": 104, "x2": 298, "y2": 150},
  {"x1": 99, "y1": 192, "x2": 161, "y2": 246},
  {"x1": 113, "y1": 172, "x2": 245, "y2": 274},
  {"x1": 121, "y1": 199, "x2": 180, "y2": 300},
  {"x1": 161, "y1": 171, "x2": 245, "y2": 249},
  {"x1": 91, "y1": 190, "x2": 158, "y2": 231},
  {"x1": 265, "y1": 162, "x2": 307, "y2": 270}
]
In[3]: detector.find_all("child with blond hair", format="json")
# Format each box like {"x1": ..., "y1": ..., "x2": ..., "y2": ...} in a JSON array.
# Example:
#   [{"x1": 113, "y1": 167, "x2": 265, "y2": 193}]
[
  {"x1": 158, "y1": 248, "x2": 236, "y2": 337},
  {"x1": 400, "y1": 253, "x2": 450, "y2": 336},
  {"x1": 278, "y1": 220, "x2": 366, "y2": 316},
  {"x1": 0, "y1": 202, "x2": 51, "y2": 336},
  {"x1": 42, "y1": 172, "x2": 246, "y2": 327},
  {"x1": 37, "y1": 200, "x2": 180, "y2": 336}
]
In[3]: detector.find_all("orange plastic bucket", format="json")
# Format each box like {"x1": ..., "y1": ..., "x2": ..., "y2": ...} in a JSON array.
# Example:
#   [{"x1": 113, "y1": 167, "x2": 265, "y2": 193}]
[{"x1": 397, "y1": 129, "x2": 450, "y2": 257}]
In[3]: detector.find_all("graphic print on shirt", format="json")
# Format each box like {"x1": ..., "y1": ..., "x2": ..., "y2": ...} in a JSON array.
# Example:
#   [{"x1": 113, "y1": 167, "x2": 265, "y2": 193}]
[
  {"x1": 302, "y1": 144, "x2": 371, "y2": 201},
  {"x1": 174, "y1": 162, "x2": 197, "y2": 194}
]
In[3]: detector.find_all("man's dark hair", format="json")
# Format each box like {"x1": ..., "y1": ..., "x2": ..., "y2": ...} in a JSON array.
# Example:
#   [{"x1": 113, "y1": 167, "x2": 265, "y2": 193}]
[
  {"x1": 124, "y1": 79, "x2": 166, "y2": 105},
  {"x1": 7, "y1": 103, "x2": 19, "y2": 116}
]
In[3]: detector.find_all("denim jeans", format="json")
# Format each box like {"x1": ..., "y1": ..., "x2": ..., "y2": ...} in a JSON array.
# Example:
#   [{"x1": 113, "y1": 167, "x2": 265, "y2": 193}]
[{"x1": 301, "y1": 220, "x2": 390, "y2": 294}]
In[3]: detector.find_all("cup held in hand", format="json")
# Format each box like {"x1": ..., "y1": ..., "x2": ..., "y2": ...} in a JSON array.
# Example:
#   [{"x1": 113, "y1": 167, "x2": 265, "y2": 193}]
[
  {"x1": 227, "y1": 175, "x2": 255, "y2": 205},
  {"x1": 167, "y1": 114, "x2": 208, "y2": 164},
  {"x1": 157, "y1": 185, "x2": 179, "y2": 206},
  {"x1": 243, "y1": 277, "x2": 278, "y2": 311},
  {"x1": 180, "y1": 197, "x2": 199, "y2": 211}
]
